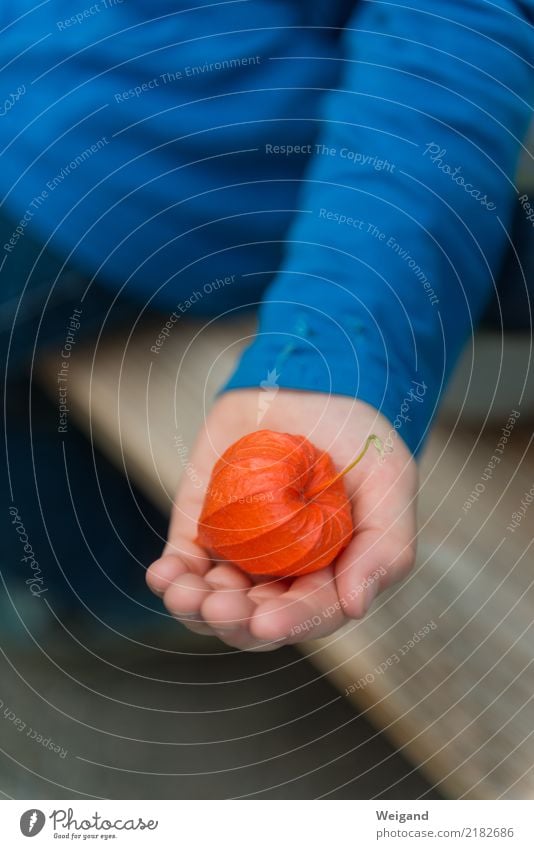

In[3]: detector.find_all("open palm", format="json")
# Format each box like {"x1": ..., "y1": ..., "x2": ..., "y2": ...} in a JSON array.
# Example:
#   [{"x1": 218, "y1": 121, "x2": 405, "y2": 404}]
[{"x1": 146, "y1": 389, "x2": 418, "y2": 651}]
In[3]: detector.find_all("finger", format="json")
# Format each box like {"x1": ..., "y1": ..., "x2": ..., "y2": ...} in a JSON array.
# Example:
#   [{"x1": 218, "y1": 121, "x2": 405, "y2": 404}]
[
  {"x1": 201, "y1": 585, "x2": 288, "y2": 651},
  {"x1": 160, "y1": 433, "x2": 218, "y2": 573},
  {"x1": 163, "y1": 425, "x2": 219, "y2": 552},
  {"x1": 211, "y1": 629, "x2": 286, "y2": 652},
  {"x1": 204, "y1": 563, "x2": 252, "y2": 591},
  {"x1": 201, "y1": 587, "x2": 256, "y2": 631},
  {"x1": 148, "y1": 557, "x2": 217, "y2": 635},
  {"x1": 335, "y1": 445, "x2": 417, "y2": 618},
  {"x1": 247, "y1": 577, "x2": 291, "y2": 605},
  {"x1": 200, "y1": 586, "x2": 285, "y2": 649},
  {"x1": 146, "y1": 555, "x2": 189, "y2": 597},
  {"x1": 250, "y1": 566, "x2": 345, "y2": 643},
  {"x1": 147, "y1": 538, "x2": 211, "y2": 603},
  {"x1": 163, "y1": 572, "x2": 211, "y2": 619},
  {"x1": 161, "y1": 537, "x2": 212, "y2": 575},
  {"x1": 179, "y1": 618, "x2": 218, "y2": 637}
]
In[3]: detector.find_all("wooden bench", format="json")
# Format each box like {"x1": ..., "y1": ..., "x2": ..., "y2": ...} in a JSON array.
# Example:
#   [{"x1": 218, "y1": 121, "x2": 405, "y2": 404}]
[{"x1": 39, "y1": 314, "x2": 534, "y2": 799}]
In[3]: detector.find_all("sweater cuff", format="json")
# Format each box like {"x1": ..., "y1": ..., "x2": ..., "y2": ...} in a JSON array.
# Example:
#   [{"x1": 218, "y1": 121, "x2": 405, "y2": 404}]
[{"x1": 221, "y1": 306, "x2": 433, "y2": 457}]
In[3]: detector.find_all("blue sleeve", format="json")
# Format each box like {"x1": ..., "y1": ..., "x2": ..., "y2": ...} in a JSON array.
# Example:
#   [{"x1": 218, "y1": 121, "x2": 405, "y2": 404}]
[{"x1": 223, "y1": 0, "x2": 534, "y2": 455}]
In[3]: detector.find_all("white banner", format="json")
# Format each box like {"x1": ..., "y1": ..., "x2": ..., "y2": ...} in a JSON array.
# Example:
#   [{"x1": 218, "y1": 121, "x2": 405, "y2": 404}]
[{"x1": 1, "y1": 800, "x2": 533, "y2": 847}]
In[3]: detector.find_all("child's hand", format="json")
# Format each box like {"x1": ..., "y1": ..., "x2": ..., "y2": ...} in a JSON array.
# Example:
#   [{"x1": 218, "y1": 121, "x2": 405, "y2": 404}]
[{"x1": 146, "y1": 390, "x2": 418, "y2": 650}]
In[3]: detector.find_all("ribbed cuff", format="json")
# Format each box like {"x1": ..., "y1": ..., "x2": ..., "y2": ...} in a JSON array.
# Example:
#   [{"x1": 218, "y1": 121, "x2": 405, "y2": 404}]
[{"x1": 222, "y1": 317, "x2": 432, "y2": 457}]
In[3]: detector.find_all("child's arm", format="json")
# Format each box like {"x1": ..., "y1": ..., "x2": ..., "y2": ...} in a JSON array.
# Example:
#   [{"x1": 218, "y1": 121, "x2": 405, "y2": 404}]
[
  {"x1": 224, "y1": 0, "x2": 534, "y2": 457},
  {"x1": 148, "y1": 0, "x2": 533, "y2": 649}
]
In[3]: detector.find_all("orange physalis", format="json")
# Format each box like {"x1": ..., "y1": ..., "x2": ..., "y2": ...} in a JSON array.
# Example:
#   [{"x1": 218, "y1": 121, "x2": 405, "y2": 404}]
[{"x1": 196, "y1": 430, "x2": 381, "y2": 578}]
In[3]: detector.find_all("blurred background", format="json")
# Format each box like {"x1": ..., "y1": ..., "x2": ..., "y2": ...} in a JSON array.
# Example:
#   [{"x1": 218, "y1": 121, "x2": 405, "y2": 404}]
[
  {"x1": 2, "y1": 123, "x2": 533, "y2": 794},
  {"x1": 1, "y1": 10, "x2": 533, "y2": 801}
]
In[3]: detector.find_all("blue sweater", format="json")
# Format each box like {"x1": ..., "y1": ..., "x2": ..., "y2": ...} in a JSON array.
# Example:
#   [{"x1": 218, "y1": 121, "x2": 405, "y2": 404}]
[{"x1": 1, "y1": 0, "x2": 532, "y2": 453}]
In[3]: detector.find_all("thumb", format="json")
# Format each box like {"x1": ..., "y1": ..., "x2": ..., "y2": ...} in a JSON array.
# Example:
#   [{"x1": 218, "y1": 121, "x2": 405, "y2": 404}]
[{"x1": 334, "y1": 527, "x2": 415, "y2": 619}]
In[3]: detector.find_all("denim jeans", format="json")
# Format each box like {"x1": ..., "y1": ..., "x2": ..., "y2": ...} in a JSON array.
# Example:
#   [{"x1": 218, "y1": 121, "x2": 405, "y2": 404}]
[{"x1": 1, "y1": 207, "x2": 167, "y2": 633}]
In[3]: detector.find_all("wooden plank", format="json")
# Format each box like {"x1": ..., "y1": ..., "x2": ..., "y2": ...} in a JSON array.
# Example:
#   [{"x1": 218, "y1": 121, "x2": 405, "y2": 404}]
[
  {"x1": 303, "y1": 425, "x2": 534, "y2": 799},
  {"x1": 40, "y1": 316, "x2": 253, "y2": 510},
  {"x1": 38, "y1": 318, "x2": 534, "y2": 799}
]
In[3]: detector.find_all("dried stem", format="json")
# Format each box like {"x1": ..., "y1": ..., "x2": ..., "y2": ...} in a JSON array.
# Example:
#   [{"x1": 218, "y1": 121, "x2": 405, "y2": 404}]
[{"x1": 307, "y1": 434, "x2": 383, "y2": 499}]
